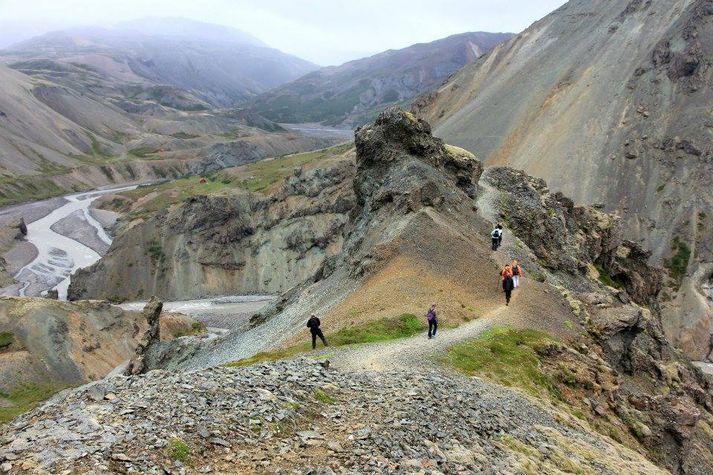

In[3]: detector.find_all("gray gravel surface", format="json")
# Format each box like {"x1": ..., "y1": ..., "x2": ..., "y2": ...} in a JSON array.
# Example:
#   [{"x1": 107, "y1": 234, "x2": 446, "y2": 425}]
[{"x1": 0, "y1": 360, "x2": 664, "y2": 474}]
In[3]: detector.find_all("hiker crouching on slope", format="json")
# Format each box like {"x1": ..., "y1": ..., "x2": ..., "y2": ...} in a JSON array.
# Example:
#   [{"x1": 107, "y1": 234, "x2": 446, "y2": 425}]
[
  {"x1": 426, "y1": 303, "x2": 438, "y2": 339},
  {"x1": 500, "y1": 265, "x2": 515, "y2": 306},
  {"x1": 307, "y1": 314, "x2": 328, "y2": 350}
]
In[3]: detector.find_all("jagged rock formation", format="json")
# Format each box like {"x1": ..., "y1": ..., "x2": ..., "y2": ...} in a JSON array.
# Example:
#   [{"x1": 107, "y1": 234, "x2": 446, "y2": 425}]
[
  {"x1": 125, "y1": 298, "x2": 162, "y2": 376},
  {"x1": 0, "y1": 297, "x2": 196, "y2": 396},
  {"x1": 485, "y1": 167, "x2": 662, "y2": 304},
  {"x1": 414, "y1": 0, "x2": 713, "y2": 356},
  {"x1": 251, "y1": 32, "x2": 513, "y2": 127},
  {"x1": 68, "y1": 152, "x2": 356, "y2": 301}
]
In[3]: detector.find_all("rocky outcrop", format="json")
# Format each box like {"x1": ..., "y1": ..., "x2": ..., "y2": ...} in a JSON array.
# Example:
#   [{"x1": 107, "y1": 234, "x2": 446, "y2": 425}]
[
  {"x1": 10, "y1": 218, "x2": 26, "y2": 240},
  {"x1": 485, "y1": 167, "x2": 662, "y2": 305},
  {"x1": 176, "y1": 108, "x2": 494, "y2": 370},
  {"x1": 125, "y1": 297, "x2": 162, "y2": 376},
  {"x1": 69, "y1": 157, "x2": 356, "y2": 301},
  {"x1": 0, "y1": 297, "x2": 197, "y2": 396},
  {"x1": 485, "y1": 165, "x2": 713, "y2": 472}
]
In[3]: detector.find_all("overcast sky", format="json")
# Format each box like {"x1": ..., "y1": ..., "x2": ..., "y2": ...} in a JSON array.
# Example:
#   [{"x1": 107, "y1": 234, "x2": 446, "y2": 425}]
[{"x1": 0, "y1": 0, "x2": 567, "y2": 65}]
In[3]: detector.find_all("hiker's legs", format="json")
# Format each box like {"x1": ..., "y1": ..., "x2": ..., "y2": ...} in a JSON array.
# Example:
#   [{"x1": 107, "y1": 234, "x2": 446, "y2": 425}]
[
  {"x1": 492, "y1": 238, "x2": 498, "y2": 251},
  {"x1": 428, "y1": 320, "x2": 435, "y2": 338},
  {"x1": 316, "y1": 329, "x2": 328, "y2": 347},
  {"x1": 513, "y1": 275, "x2": 519, "y2": 288},
  {"x1": 311, "y1": 331, "x2": 317, "y2": 349},
  {"x1": 433, "y1": 320, "x2": 438, "y2": 337},
  {"x1": 505, "y1": 289, "x2": 512, "y2": 305}
]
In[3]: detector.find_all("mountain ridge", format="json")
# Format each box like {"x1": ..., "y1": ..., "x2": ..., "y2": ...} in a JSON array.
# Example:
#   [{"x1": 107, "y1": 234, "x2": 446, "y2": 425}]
[
  {"x1": 251, "y1": 31, "x2": 514, "y2": 127},
  {"x1": 1, "y1": 18, "x2": 319, "y2": 106}
]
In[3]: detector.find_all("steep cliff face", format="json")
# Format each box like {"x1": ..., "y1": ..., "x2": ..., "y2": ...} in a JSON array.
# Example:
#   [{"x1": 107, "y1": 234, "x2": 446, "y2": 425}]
[
  {"x1": 68, "y1": 157, "x2": 356, "y2": 301},
  {"x1": 415, "y1": 0, "x2": 713, "y2": 357}
]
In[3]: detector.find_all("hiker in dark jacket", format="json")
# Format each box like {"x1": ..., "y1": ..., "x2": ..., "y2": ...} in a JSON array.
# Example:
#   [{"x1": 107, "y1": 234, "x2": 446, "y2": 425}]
[
  {"x1": 501, "y1": 265, "x2": 514, "y2": 306},
  {"x1": 307, "y1": 314, "x2": 328, "y2": 349},
  {"x1": 426, "y1": 303, "x2": 438, "y2": 339},
  {"x1": 491, "y1": 225, "x2": 501, "y2": 251}
]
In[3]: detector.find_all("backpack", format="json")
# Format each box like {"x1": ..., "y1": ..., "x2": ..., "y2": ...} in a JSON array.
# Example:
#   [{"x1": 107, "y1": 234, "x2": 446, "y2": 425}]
[{"x1": 491, "y1": 229, "x2": 501, "y2": 239}]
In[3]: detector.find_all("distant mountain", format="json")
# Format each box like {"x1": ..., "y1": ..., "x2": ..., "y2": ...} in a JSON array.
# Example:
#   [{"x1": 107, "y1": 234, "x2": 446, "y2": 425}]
[
  {"x1": 1, "y1": 18, "x2": 318, "y2": 106},
  {"x1": 251, "y1": 32, "x2": 514, "y2": 127},
  {"x1": 414, "y1": 0, "x2": 713, "y2": 357},
  {"x1": 0, "y1": 61, "x2": 335, "y2": 207}
]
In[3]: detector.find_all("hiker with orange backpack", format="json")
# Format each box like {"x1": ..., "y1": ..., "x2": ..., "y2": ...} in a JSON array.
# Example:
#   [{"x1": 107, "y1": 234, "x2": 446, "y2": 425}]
[{"x1": 500, "y1": 265, "x2": 515, "y2": 306}]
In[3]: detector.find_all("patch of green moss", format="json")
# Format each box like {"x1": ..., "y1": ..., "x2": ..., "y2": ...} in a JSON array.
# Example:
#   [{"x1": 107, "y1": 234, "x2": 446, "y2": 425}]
[
  {"x1": 595, "y1": 265, "x2": 623, "y2": 289},
  {"x1": 173, "y1": 321, "x2": 206, "y2": 338},
  {"x1": 313, "y1": 388, "x2": 335, "y2": 404},
  {"x1": 0, "y1": 332, "x2": 13, "y2": 349},
  {"x1": 167, "y1": 437, "x2": 191, "y2": 462},
  {"x1": 664, "y1": 238, "x2": 691, "y2": 282},
  {"x1": 0, "y1": 383, "x2": 63, "y2": 423},
  {"x1": 225, "y1": 313, "x2": 426, "y2": 367},
  {"x1": 440, "y1": 326, "x2": 562, "y2": 400}
]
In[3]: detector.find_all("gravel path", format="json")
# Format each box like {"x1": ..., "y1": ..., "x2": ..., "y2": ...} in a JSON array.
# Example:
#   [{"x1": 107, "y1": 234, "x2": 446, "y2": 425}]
[{"x1": 329, "y1": 311, "x2": 501, "y2": 372}]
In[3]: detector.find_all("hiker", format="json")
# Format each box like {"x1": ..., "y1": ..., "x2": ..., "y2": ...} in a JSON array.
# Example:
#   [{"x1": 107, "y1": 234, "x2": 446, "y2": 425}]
[
  {"x1": 426, "y1": 303, "x2": 438, "y2": 339},
  {"x1": 306, "y1": 314, "x2": 328, "y2": 350},
  {"x1": 512, "y1": 259, "x2": 524, "y2": 288},
  {"x1": 491, "y1": 225, "x2": 502, "y2": 251},
  {"x1": 501, "y1": 265, "x2": 514, "y2": 306},
  {"x1": 706, "y1": 332, "x2": 713, "y2": 362}
]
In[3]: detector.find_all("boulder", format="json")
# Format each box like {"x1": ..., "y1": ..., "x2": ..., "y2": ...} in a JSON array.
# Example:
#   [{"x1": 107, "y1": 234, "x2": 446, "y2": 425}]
[{"x1": 10, "y1": 217, "x2": 27, "y2": 240}]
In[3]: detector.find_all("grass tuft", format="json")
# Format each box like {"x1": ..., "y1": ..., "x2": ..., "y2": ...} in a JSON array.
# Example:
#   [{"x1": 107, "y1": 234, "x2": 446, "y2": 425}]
[
  {"x1": 440, "y1": 326, "x2": 561, "y2": 399},
  {"x1": 167, "y1": 437, "x2": 191, "y2": 462},
  {"x1": 0, "y1": 332, "x2": 13, "y2": 349},
  {"x1": 0, "y1": 383, "x2": 63, "y2": 423},
  {"x1": 664, "y1": 237, "x2": 691, "y2": 283},
  {"x1": 313, "y1": 388, "x2": 335, "y2": 404},
  {"x1": 225, "y1": 313, "x2": 425, "y2": 367}
]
